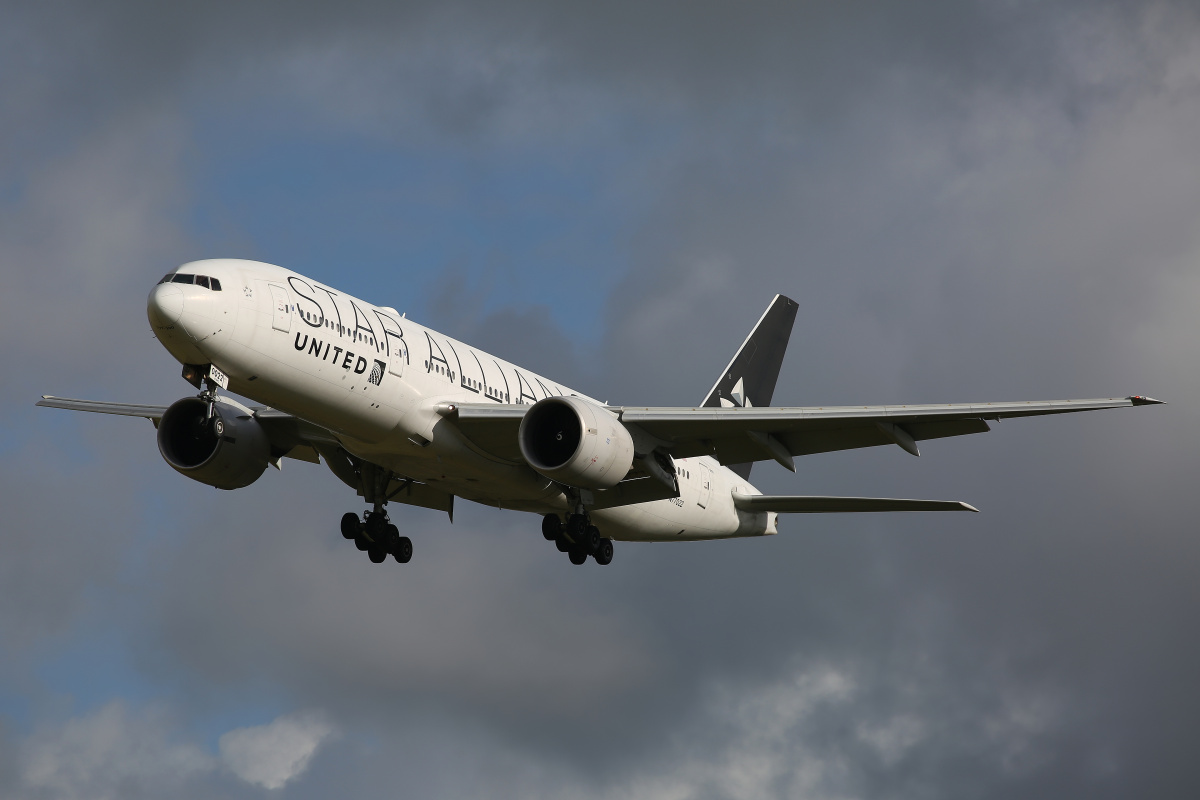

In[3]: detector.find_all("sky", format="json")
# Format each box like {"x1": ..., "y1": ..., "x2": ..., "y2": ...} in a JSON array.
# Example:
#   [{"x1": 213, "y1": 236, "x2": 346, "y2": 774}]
[{"x1": 1, "y1": 1, "x2": 1198, "y2": 797}]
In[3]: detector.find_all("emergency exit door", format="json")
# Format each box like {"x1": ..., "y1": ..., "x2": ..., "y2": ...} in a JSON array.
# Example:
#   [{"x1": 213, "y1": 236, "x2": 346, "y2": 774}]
[
  {"x1": 268, "y1": 284, "x2": 290, "y2": 332},
  {"x1": 697, "y1": 463, "x2": 713, "y2": 509}
]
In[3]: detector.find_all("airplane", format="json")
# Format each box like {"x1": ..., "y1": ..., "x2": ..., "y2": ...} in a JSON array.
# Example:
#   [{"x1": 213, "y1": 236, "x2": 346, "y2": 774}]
[{"x1": 38, "y1": 259, "x2": 1162, "y2": 567}]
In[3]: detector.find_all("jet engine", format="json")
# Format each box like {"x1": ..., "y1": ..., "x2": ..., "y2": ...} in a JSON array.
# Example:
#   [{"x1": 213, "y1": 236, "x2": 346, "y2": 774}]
[
  {"x1": 157, "y1": 397, "x2": 271, "y2": 490},
  {"x1": 518, "y1": 396, "x2": 635, "y2": 490}
]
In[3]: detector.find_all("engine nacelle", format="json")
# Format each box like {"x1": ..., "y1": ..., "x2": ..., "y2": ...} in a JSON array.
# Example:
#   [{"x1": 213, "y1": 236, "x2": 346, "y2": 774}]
[
  {"x1": 518, "y1": 396, "x2": 635, "y2": 490},
  {"x1": 157, "y1": 397, "x2": 271, "y2": 490}
]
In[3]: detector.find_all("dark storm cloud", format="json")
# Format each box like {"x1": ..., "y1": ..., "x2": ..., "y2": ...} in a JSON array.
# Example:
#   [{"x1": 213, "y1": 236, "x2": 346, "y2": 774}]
[{"x1": 2, "y1": 1, "x2": 1199, "y2": 798}]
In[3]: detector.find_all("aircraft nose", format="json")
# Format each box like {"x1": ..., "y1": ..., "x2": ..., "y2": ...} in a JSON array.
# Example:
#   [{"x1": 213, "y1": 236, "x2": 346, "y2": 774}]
[{"x1": 147, "y1": 283, "x2": 185, "y2": 326}]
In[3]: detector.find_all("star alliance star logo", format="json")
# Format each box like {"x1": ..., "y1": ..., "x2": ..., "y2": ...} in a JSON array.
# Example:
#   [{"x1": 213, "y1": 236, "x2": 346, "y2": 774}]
[{"x1": 719, "y1": 377, "x2": 752, "y2": 407}]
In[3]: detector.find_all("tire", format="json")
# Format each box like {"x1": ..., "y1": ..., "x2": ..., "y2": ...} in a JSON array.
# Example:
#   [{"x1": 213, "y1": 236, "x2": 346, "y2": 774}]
[
  {"x1": 568, "y1": 547, "x2": 588, "y2": 565},
  {"x1": 354, "y1": 535, "x2": 369, "y2": 552},
  {"x1": 393, "y1": 536, "x2": 413, "y2": 564},
  {"x1": 565, "y1": 514, "x2": 586, "y2": 542},
  {"x1": 385, "y1": 523, "x2": 400, "y2": 549},
  {"x1": 584, "y1": 525, "x2": 601, "y2": 554},
  {"x1": 555, "y1": 536, "x2": 570, "y2": 553},
  {"x1": 594, "y1": 538, "x2": 614, "y2": 566},
  {"x1": 365, "y1": 513, "x2": 386, "y2": 542},
  {"x1": 368, "y1": 547, "x2": 387, "y2": 563},
  {"x1": 340, "y1": 512, "x2": 360, "y2": 540},
  {"x1": 541, "y1": 514, "x2": 562, "y2": 541}
]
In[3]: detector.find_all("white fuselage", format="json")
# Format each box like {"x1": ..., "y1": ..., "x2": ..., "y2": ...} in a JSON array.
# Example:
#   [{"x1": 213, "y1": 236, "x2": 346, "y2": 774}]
[{"x1": 147, "y1": 259, "x2": 777, "y2": 542}]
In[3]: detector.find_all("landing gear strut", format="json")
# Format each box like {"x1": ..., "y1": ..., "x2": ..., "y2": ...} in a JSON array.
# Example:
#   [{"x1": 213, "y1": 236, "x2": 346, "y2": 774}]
[
  {"x1": 341, "y1": 463, "x2": 412, "y2": 565},
  {"x1": 541, "y1": 512, "x2": 613, "y2": 566}
]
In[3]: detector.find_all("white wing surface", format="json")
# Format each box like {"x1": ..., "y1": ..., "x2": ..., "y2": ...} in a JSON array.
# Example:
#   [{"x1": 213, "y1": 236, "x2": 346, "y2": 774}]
[{"x1": 449, "y1": 395, "x2": 1160, "y2": 468}]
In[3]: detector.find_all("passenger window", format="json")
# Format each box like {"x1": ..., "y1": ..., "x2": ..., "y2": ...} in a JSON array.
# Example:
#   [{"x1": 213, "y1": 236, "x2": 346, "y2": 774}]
[
  {"x1": 158, "y1": 273, "x2": 174, "y2": 284},
  {"x1": 171, "y1": 274, "x2": 195, "y2": 284},
  {"x1": 195, "y1": 275, "x2": 210, "y2": 289},
  {"x1": 210, "y1": 278, "x2": 222, "y2": 291}
]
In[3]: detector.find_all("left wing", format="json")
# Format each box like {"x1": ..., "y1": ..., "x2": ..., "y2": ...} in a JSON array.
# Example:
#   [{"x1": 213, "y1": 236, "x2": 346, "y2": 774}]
[
  {"x1": 37, "y1": 394, "x2": 455, "y2": 512},
  {"x1": 36, "y1": 396, "x2": 169, "y2": 421},
  {"x1": 37, "y1": 395, "x2": 323, "y2": 463}
]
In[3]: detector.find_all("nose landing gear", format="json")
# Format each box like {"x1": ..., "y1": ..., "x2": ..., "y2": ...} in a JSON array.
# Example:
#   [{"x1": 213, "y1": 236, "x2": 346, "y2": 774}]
[{"x1": 542, "y1": 513, "x2": 613, "y2": 566}]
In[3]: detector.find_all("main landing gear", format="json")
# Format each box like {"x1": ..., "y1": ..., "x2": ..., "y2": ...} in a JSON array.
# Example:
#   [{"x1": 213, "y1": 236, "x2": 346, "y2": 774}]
[
  {"x1": 342, "y1": 462, "x2": 412, "y2": 565},
  {"x1": 542, "y1": 513, "x2": 613, "y2": 566},
  {"x1": 341, "y1": 510, "x2": 412, "y2": 564}
]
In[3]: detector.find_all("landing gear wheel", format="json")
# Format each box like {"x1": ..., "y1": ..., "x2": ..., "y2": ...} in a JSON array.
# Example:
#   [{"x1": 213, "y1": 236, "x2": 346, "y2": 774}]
[
  {"x1": 384, "y1": 524, "x2": 400, "y2": 551},
  {"x1": 565, "y1": 514, "x2": 587, "y2": 541},
  {"x1": 555, "y1": 536, "x2": 570, "y2": 553},
  {"x1": 392, "y1": 536, "x2": 413, "y2": 564},
  {"x1": 541, "y1": 514, "x2": 562, "y2": 541},
  {"x1": 354, "y1": 535, "x2": 369, "y2": 551},
  {"x1": 364, "y1": 512, "x2": 387, "y2": 542},
  {"x1": 367, "y1": 546, "x2": 388, "y2": 563},
  {"x1": 340, "y1": 512, "x2": 361, "y2": 540},
  {"x1": 568, "y1": 547, "x2": 588, "y2": 565},
  {"x1": 584, "y1": 525, "x2": 601, "y2": 555},
  {"x1": 594, "y1": 538, "x2": 614, "y2": 566}
]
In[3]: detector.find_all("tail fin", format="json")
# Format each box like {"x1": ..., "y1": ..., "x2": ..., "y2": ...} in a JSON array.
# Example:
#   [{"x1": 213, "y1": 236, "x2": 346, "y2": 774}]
[{"x1": 701, "y1": 294, "x2": 798, "y2": 479}]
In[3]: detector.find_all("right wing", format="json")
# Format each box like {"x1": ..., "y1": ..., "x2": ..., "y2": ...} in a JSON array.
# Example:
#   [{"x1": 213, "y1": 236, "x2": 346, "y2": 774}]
[
  {"x1": 446, "y1": 395, "x2": 1162, "y2": 470},
  {"x1": 618, "y1": 395, "x2": 1162, "y2": 467}
]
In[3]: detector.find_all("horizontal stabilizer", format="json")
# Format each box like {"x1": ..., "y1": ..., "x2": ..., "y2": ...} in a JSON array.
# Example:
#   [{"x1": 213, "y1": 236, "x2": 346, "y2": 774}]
[{"x1": 732, "y1": 492, "x2": 978, "y2": 514}]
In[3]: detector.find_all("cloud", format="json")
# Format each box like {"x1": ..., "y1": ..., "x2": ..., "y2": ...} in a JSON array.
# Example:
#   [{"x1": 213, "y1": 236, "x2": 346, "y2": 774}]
[
  {"x1": 19, "y1": 702, "x2": 212, "y2": 800},
  {"x1": 219, "y1": 710, "x2": 336, "y2": 790}
]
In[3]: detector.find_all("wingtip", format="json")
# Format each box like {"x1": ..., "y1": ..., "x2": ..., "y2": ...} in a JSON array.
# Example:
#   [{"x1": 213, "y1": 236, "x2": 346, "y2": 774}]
[
  {"x1": 1129, "y1": 395, "x2": 1165, "y2": 406},
  {"x1": 961, "y1": 502, "x2": 980, "y2": 513}
]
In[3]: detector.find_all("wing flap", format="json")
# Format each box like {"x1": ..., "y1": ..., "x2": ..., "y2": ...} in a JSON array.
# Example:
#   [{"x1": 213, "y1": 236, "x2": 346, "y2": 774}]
[
  {"x1": 732, "y1": 492, "x2": 978, "y2": 513},
  {"x1": 446, "y1": 403, "x2": 528, "y2": 463},
  {"x1": 385, "y1": 478, "x2": 455, "y2": 514},
  {"x1": 591, "y1": 476, "x2": 680, "y2": 510}
]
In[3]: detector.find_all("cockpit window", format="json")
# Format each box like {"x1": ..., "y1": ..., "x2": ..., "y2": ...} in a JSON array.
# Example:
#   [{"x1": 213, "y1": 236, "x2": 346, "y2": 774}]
[{"x1": 157, "y1": 272, "x2": 222, "y2": 290}]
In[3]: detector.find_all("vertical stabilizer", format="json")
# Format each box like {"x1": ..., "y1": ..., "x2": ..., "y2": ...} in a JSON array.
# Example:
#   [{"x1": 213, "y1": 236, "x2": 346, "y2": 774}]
[{"x1": 701, "y1": 294, "x2": 798, "y2": 479}]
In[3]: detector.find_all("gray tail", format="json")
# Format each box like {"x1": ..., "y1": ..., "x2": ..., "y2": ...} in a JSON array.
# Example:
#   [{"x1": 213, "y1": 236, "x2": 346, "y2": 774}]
[{"x1": 701, "y1": 294, "x2": 798, "y2": 480}]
